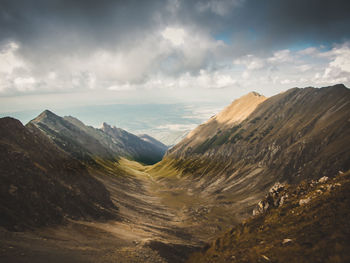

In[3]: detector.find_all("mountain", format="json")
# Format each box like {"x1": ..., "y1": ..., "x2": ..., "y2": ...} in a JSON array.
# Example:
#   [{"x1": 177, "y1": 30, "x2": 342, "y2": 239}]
[
  {"x1": 29, "y1": 111, "x2": 167, "y2": 165},
  {"x1": 1, "y1": 84, "x2": 349, "y2": 262},
  {"x1": 154, "y1": 84, "x2": 350, "y2": 221},
  {"x1": 187, "y1": 171, "x2": 350, "y2": 263},
  {"x1": 29, "y1": 110, "x2": 115, "y2": 164},
  {"x1": 0, "y1": 117, "x2": 118, "y2": 231},
  {"x1": 174, "y1": 91, "x2": 267, "y2": 152},
  {"x1": 138, "y1": 134, "x2": 168, "y2": 153},
  {"x1": 101, "y1": 122, "x2": 167, "y2": 164}
]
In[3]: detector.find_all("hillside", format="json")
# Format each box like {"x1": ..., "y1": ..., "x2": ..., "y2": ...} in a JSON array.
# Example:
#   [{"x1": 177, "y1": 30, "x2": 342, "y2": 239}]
[
  {"x1": 0, "y1": 117, "x2": 118, "y2": 231},
  {"x1": 187, "y1": 171, "x2": 350, "y2": 263},
  {"x1": 153, "y1": 84, "x2": 350, "y2": 222}
]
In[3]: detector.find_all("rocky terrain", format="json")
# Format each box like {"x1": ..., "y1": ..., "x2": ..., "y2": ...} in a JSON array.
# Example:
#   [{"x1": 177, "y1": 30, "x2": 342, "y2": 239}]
[
  {"x1": 0, "y1": 84, "x2": 349, "y2": 262},
  {"x1": 187, "y1": 171, "x2": 350, "y2": 263}
]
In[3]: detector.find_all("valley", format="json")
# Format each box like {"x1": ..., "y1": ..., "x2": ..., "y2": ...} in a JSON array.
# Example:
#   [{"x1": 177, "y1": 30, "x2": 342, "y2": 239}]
[
  {"x1": 2, "y1": 154, "x2": 253, "y2": 262},
  {"x1": 0, "y1": 158, "x2": 232, "y2": 263},
  {"x1": 1, "y1": 85, "x2": 350, "y2": 262}
]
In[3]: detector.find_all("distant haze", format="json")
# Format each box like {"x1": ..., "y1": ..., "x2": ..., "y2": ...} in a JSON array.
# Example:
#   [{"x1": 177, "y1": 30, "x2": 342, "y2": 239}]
[{"x1": 0, "y1": 102, "x2": 225, "y2": 145}]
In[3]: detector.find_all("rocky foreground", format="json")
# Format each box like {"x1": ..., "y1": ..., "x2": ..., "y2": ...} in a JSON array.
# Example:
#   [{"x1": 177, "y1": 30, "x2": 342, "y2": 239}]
[{"x1": 188, "y1": 171, "x2": 350, "y2": 263}]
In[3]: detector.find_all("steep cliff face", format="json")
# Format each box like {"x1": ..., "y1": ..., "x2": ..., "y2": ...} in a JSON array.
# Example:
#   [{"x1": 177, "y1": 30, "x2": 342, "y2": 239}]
[
  {"x1": 0, "y1": 117, "x2": 118, "y2": 231},
  {"x1": 156, "y1": 84, "x2": 350, "y2": 219}
]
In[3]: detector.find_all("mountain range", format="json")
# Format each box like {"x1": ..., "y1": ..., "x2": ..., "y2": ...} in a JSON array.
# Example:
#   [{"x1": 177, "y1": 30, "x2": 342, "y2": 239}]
[
  {"x1": 29, "y1": 110, "x2": 167, "y2": 165},
  {"x1": 0, "y1": 84, "x2": 349, "y2": 263}
]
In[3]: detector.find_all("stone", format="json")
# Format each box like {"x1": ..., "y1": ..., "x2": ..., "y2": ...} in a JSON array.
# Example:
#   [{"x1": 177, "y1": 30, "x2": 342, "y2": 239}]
[
  {"x1": 269, "y1": 182, "x2": 285, "y2": 194},
  {"x1": 282, "y1": 238, "x2": 293, "y2": 245},
  {"x1": 299, "y1": 197, "x2": 311, "y2": 206},
  {"x1": 318, "y1": 176, "x2": 329, "y2": 183},
  {"x1": 261, "y1": 255, "x2": 270, "y2": 261}
]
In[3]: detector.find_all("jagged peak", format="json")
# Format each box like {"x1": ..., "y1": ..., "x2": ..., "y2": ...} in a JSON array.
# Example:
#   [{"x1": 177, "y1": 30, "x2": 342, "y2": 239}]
[
  {"x1": 214, "y1": 91, "x2": 267, "y2": 125},
  {"x1": 248, "y1": 91, "x2": 264, "y2": 97},
  {"x1": 238, "y1": 91, "x2": 266, "y2": 101},
  {"x1": 101, "y1": 122, "x2": 115, "y2": 131},
  {"x1": 40, "y1": 109, "x2": 56, "y2": 116},
  {"x1": 32, "y1": 109, "x2": 60, "y2": 123}
]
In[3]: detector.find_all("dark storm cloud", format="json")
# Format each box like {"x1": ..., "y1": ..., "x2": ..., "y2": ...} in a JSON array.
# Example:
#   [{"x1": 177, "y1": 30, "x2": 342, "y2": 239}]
[
  {"x1": 173, "y1": 0, "x2": 350, "y2": 55},
  {"x1": 0, "y1": 0, "x2": 165, "y2": 51},
  {"x1": 1, "y1": 0, "x2": 350, "y2": 56},
  {"x1": 1, "y1": 0, "x2": 350, "y2": 96},
  {"x1": 223, "y1": 0, "x2": 350, "y2": 53}
]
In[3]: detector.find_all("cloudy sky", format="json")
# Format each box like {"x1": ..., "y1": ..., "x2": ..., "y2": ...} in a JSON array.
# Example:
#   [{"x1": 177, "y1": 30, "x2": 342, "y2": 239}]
[{"x1": 1, "y1": 0, "x2": 350, "y2": 114}]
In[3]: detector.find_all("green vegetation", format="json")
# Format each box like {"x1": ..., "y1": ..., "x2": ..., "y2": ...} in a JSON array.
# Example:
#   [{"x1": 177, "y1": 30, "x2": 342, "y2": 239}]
[
  {"x1": 250, "y1": 116, "x2": 261, "y2": 124},
  {"x1": 193, "y1": 125, "x2": 243, "y2": 154}
]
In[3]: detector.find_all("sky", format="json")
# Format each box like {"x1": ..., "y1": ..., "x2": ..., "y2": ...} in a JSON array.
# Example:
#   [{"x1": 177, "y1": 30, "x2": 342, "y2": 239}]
[{"x1": 0, "y1": 0, "x2": 350, "y2": 132}]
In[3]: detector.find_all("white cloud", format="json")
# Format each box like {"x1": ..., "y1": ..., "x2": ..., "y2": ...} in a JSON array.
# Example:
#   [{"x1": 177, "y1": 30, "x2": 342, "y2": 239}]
[
  {"x1": 234, "y1": 55, "x2": 265, "y2": 70},
  {"x1": 108, "y1": 83, "x2": 135, "y2": 91},
  {"x1": 13, "y1": 76, "x2": 36, "y2": 92},
  {"x1": 0, "y1": 42, "x2": 35, "y2": 94},
  {"x1": 162, "y1": 27, "x2": 186, "y2": 46},
  {"x1": 296, "y1": 64, "x2": 312, "y2": 72},
  {"x1": 1, "y1": 33, "x2": 349, "y2": 103},
  {"x1": 297, "y1": 47, "x2": 318, "y2": 56},
  {"x1": 0, "y1": 42, "x2": 25, "y2": 74},
  {"x1": 312, "y1": 42, "x2": 350, "y2": 85},
  {"x1": 268, "y1": 49, "x2": 292, "y2": 63},
  {"x1": 157, "y1": 123, "x2": 198, "y2": 131},
  {"x1": 230, "y1": 43, "x2": 350, "y2": 93}
]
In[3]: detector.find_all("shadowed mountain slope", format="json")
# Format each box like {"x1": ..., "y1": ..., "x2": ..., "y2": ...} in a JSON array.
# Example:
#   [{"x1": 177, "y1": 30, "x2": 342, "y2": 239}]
[
  {"x1": 139, "y1": 134, "x2": 168, "y2": 153},
  {"x1": 0, "y1": 117, "x2": 118, "y2": 231},
  {"x1": 101, "y1": 123, "x2": 167, "y2": 164}
]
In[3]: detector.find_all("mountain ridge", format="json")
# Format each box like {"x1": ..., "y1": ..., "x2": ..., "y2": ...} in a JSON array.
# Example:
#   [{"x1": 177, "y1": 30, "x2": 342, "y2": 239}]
[
  {"x1": 29, "y1": 110, "x2": 167, "y2": 165},
  {"x1": 152, "y1": 84, "x2": 350, "y2": 224}
]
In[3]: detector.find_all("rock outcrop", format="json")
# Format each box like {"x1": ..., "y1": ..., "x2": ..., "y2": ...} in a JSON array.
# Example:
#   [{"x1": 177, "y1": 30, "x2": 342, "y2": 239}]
[{"x1": 187, "y1": 170, "x2": 350, "y2": 263}]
